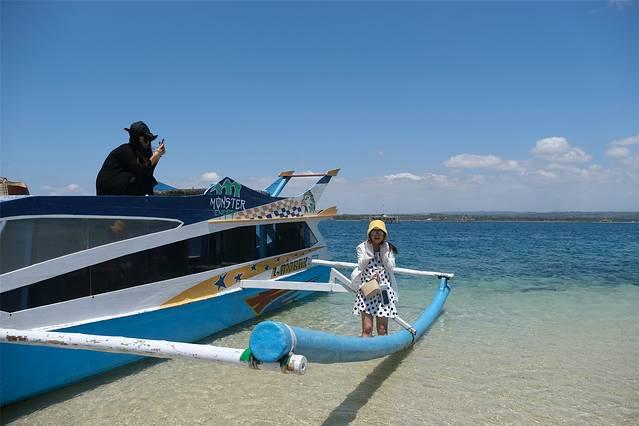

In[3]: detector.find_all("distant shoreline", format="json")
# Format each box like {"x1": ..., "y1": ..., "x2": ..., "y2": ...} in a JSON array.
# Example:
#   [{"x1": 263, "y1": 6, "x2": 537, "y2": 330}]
[{"x1": 333, "y1": 213, "x2": 639, "y2": 223}]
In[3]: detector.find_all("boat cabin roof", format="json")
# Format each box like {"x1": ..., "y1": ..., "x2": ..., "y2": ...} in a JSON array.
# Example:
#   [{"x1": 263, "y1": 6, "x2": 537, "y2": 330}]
[{"x1": 0, "y1": 177, "x2": 281, "y2": 225}]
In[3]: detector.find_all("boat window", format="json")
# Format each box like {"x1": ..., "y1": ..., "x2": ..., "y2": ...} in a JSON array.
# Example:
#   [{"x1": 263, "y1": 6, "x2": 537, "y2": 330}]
[
  {"x1": 0, "y1": 218, "x2": 179, "y2": 274},
  {"x1": 263, "y1": 224, "x2": 278, "y2": 257},
  {"x1": 276, "y1": 222, "x2": 307, "y2": 254},
  {"x1": 0, "y1": 222, "x2": 318, "y2": 312},
  {"x1": 264, "y1": 222, "x2": 318, "y2": 257},
  {"x1": 0, "y1": 269, "x2": 91, "y2": 313},
  {"x1": 88, "y1": 228, "x2": 255, "y2": 295},
  {"x1": 221, "y1": 226, "x2": 257, "y2": 265}
]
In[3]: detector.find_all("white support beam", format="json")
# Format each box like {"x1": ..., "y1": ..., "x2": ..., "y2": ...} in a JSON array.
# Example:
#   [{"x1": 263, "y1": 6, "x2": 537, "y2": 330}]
[
  {"x1": 240, "y1": 279, "x2": 348, "y2": 293},
  {"x1": 311, "y1": 259, "x2": 454, "y2": 279},
  {"x1": 329, "y1": 267, "x2": 358, "y2": 293},
  {"x1": 0, "y1": 328, "x2": 306, "y2": 375}
]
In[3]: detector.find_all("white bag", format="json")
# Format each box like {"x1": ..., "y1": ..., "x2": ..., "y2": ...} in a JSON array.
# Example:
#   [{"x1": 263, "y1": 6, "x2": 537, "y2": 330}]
[{"x1": 360, "y1": 278, "x2": 380, "y2": 298}]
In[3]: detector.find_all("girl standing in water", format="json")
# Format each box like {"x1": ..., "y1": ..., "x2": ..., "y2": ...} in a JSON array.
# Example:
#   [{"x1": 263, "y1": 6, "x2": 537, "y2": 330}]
[{"x1": 352, "y1": 220, "x2": 398, "y2": 337}]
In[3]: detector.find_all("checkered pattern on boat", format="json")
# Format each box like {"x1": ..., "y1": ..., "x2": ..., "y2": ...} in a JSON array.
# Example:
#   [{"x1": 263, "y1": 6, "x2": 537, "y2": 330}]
[{"x1": 234, "y1": 198, "x2": 308, "y2": 220}]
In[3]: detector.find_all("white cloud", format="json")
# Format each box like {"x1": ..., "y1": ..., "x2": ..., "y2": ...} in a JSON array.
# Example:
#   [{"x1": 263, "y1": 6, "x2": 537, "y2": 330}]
[
  {"x1": 384, "y1": 172, "x2": 423, "y2": 181},
  {"x1": 425, "y1": 172, "x2": 451, "y2": 184},
  {"x1": 606, "y1": 134, "x2": 639, "y2": 163},
  {"x1": 470, "y1": 175, "x2": 486, "y2": 184},
  {"x1": 605, "y1": 134, "x2": 639, "y2": 170},
  {"x1": 171, "y1": 171, "x2": 220, "y2": 189},
  {"x1": 535, "y1": 170, "x2": 558, "y2": 179},
  {"x1": 532, "y1": 137, "x2": 591, "y2": 163},
  {"x1": 541, "y1": 163, "x2": 608, "y2": 180},
  {"x1": 610, "y1": 134, "x2": 639, "y2": 147},
  {"x1": 444, "y1": 154, "x2": 524, "y2": 172},
  {"x1": 40, "y1": 183, "x2": 83, "y2": 195},
  {"x1": 606, "y1": 145, "x2": 631, "y2": 159},
  {"x1": 200, "y1": 172, "x2": 220, "y2": 182},
  {"x1": 383, "y1": 172, "x2": 453, "y2": 185}
]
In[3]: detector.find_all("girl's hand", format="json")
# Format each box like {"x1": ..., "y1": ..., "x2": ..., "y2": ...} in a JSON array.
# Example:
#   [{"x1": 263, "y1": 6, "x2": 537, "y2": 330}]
[{"x1": 380, "y1": 242, "x2": 389, "y2": 255}]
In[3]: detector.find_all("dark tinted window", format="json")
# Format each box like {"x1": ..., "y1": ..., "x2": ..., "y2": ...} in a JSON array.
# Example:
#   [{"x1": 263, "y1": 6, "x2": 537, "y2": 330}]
[
  {"x1": 0, "y1": 218, "x2": 179, "y2": 274},
  {"x1": 0, "y1": 268, "x2": 91, "y2": 313},
  {"x1": 1, "y1": 222, "x2": 318, "y2": 312},
  {"x1": 261, "y1": 222, "x2": 318, "y2": 257}
]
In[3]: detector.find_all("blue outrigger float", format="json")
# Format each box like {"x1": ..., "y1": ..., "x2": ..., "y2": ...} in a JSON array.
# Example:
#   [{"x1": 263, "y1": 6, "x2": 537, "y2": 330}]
[
  {"x1": 1, "y1": 169, "x2": 454, "y2": 405},
  {"x1": 249, "y1": 276, "x2": 451, "y2": 365}
]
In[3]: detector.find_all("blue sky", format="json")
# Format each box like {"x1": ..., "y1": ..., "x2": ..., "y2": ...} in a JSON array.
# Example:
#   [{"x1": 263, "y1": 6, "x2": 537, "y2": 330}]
[{"x1": 1, "y1": 1, "x2": 638, "y2": 212}]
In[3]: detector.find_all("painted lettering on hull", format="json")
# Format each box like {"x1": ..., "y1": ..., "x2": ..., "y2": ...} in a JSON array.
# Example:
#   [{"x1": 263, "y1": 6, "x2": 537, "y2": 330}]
[
  {"x1": 209, "y1": 195, "x2": 246, "y2": 216},
  {"x1": 271, "y1": 257, "x2": 310, "y2": 278}
]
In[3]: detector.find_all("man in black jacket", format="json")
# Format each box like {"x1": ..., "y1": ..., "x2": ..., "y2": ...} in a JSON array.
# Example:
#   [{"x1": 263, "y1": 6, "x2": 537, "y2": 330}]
[{"x1": 96, "y1": 121, "x2": 166, "y2": 195}]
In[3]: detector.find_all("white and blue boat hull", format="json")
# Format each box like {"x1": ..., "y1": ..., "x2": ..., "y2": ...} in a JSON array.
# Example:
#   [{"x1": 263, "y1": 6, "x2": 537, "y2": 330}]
[{"x1": 1, "y1": 266, "x2": 330, "y2": 406}]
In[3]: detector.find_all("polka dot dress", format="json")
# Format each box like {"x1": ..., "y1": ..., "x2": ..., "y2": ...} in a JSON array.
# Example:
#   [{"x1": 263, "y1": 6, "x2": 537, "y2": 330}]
[{"x1": 353, "y1": 251, "x2": 397, "y2": 318}]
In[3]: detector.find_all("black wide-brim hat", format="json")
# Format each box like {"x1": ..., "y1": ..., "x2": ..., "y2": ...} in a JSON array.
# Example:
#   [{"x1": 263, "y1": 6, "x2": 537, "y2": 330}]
[{"x1": 125, "y1": 121, "x2": 157, "y2": 142}]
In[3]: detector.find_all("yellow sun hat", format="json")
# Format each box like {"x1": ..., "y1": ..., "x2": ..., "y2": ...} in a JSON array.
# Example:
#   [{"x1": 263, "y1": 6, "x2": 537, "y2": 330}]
[{"x1": 367, "y1": 219, "x2": 388, "y2": 236}]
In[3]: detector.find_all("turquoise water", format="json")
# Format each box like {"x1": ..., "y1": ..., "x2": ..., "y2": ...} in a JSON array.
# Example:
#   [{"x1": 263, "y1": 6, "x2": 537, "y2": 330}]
[
  {"x1": 3, "y1": 221, "x2": 638, "y2": 425},
  {"x1": 322, "y1": 221, "x2": 639, "y2": 289}
]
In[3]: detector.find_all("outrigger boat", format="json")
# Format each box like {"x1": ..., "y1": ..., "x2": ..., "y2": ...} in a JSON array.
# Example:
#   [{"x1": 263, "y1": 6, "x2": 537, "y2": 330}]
[
  {"x1": 0, "y1": 170, "x2": 339, "y2": 405},
  {"x1": 0, "y1": 169, "x2": 454, "y2": 406}
]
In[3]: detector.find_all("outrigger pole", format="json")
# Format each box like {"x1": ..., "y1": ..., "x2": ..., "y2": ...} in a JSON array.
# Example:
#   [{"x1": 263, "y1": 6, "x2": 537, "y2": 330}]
[
  {"x1": 0, "y1": 329, "x2": 307, "y2": 375},
  {"x1": 311, "y1": 259, "x2": 455, "y2": 280}
]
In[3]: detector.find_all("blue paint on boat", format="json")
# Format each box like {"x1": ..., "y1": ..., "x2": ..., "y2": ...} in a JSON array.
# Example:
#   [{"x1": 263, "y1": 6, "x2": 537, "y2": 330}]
[
  {"x1": 0, "y1": 266, "x2": 330, "y2": 406},
  {"x1": 0, "y1": 179, "x2": 280, "y2": 225},
  {"x1": 250, "y1": 277, "x2": 451, "y2": 363}
]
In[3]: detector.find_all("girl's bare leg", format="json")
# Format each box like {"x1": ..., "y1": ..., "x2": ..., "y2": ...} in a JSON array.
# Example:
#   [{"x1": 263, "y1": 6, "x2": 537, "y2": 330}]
[
  {"x1": 376, "y1": 316, "x2": 388, "y2": 336},
  {"x1": 361, "y1": 313, "x2": 374, "y2": 337}
]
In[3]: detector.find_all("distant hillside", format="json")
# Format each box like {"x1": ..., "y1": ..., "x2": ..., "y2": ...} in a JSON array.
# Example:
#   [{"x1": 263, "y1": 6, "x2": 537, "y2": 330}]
[{"x1": 335, "y1": 212, "x2": 639, "y2": 223}]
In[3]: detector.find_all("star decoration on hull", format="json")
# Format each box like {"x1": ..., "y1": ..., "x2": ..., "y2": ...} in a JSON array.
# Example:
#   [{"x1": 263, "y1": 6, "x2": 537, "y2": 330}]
[{"x1": 214, "y1": 273, "x2": 228, "y2": 290}]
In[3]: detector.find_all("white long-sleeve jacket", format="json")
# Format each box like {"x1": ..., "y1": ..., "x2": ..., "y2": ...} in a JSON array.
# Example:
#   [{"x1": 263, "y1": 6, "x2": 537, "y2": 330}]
[{"x1": 350, "y1": 241, "x2": 397, "y2": 295}]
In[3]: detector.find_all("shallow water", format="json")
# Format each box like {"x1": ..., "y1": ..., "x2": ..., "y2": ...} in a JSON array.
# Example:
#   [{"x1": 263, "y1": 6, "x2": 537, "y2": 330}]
[{"x1": 3, "y1": 222, "x2": 639, "y2": 425}]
